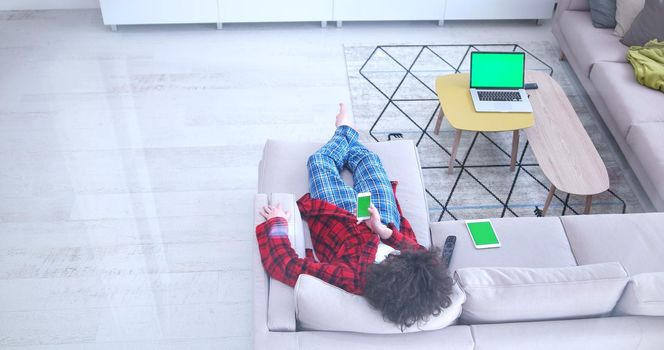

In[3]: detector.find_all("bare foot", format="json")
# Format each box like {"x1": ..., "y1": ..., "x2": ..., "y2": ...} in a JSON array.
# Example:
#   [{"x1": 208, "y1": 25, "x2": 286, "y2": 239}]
[{"x1": 335, "y1": 103, "x2": 355, "y2": 129}]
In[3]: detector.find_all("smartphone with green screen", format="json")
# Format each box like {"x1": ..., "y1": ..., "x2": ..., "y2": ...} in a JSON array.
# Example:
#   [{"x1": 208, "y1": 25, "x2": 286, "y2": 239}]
[
  {"x1": 466, "y1": 219, "x2": 501, "y2": 249},
  {"x1": 357, "y1": 192, "x2": 371, "y2": 221}
]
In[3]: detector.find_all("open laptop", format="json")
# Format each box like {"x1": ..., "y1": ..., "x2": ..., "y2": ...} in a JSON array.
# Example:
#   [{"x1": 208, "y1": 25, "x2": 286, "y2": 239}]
[{"x1": 469, "y1": 51, "x2": 533, "y2": 113}]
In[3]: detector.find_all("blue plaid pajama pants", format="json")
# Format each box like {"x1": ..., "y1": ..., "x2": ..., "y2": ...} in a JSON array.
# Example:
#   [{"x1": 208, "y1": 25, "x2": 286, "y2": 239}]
[{"x1": 307, "y1": 125, "x2": 401, "y2": 228}]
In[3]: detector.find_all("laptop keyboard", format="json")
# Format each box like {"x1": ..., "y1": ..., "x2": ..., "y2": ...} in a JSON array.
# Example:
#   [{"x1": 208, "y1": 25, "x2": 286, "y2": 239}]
[{"x1": 478, "y1": 90, "x2": 522, "y2": 102}]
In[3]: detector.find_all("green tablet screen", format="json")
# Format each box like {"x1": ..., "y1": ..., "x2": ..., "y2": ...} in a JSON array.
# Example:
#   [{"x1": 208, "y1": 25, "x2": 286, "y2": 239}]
[{"x1": 467, "y1": 221, "x2": 500, "y2": 246}]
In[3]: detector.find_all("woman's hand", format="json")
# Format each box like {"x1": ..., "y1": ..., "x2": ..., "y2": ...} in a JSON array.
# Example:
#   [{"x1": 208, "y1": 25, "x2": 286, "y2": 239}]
[
  {"x1": 364, "y1": 204, "x2": 393, "y2": 240},
  {"x1": 260, "y1": 203, "x2": 289, "y2": 221}
]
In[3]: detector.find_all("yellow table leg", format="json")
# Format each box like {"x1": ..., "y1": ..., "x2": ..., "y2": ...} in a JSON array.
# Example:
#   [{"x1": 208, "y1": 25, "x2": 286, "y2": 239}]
[{"x1": 511, "y1": 130, "x2": 519, "y2": 172}]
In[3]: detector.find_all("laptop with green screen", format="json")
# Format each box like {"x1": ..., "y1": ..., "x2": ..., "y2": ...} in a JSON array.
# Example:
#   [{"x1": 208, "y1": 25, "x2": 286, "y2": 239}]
[{"x1": 469, "y1": 52, "x2": 532, "y2": 113}]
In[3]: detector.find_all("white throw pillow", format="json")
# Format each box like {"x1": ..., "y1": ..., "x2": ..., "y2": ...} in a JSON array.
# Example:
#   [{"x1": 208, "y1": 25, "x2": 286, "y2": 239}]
[
  {"x1": 455, "y1": 262, "x2": 628, "y2": 324},
  {"x1": 294, "y1": 274, "x2": 466, "y2": 334},
  {"x1": 614, "y1": 272, "x2": 664, "y2": 316},
  {"x1": 614, "y1": 0, "x2": 646, "y2": 36}
]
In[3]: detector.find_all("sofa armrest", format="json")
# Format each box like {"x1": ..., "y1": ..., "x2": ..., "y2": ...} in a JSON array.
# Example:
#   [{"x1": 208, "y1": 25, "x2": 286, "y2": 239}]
[
  {"x1": 253, "y1": 194, "x2": 298, "y2": 333},
  {"x1": 253, "y1": 194, "x2": 272, "y2": 336}
]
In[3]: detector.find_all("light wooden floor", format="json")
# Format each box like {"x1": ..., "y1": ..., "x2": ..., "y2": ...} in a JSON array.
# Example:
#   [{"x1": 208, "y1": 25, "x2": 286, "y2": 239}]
[{"x1": 0, "y1": 9, "x2": 558, "y2": 349}]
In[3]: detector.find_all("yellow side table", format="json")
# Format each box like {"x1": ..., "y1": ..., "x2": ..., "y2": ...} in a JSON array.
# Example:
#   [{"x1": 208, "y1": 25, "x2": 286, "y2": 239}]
[{"x1": 434, "y1": 73, "x2": 535, "y2": 174}]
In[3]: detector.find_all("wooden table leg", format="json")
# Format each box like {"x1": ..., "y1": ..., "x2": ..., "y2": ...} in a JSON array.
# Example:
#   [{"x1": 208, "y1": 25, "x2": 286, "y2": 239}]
[
  {"x1": 584, "y1": 195, "x2": 593, "y2": 214},
  {"x1": 434, "y1": 109, "x2": 444, "y2": 135},
  {"x1": 448, "y1": 129, "x2": 462, "y2": 174},
  {"x1": 510, "y1": 130, "x2": 519, "y2": 172},
  {"x1": 542, "y1": 185, "x2": 556, "y2": 216}
]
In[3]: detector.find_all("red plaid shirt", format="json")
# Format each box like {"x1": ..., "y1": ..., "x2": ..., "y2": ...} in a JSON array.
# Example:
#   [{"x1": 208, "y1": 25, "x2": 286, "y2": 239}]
[{"x1": 255, "y1": 182, "x2": 422, "y2": 295}]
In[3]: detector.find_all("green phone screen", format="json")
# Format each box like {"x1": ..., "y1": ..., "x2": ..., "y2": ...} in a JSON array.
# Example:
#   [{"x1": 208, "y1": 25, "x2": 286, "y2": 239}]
[
  {"x1": 467, "y1": 221, "x2": 500, "y2": 246},
  {"x1": 357, "y1": 195, "x2": 371, "y2": 218}
]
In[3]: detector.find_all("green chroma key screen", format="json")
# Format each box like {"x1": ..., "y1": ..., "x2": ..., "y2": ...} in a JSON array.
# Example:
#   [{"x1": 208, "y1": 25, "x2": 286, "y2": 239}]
[
  {"x1": 467, "y1": 221, "x2": 500, "y2": 245},
  {"x1": 357, "y1": 195, "x2": 371, "y2": 218},
  {"x1": 470, "y1": 52, "x2": 525, "y2": 89}
]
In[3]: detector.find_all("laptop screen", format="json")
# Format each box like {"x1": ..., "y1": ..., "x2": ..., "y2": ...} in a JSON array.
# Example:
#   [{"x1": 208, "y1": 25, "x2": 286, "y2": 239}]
[{"x1": 470, "y1": 52, "x2": 525, "y2": 89}]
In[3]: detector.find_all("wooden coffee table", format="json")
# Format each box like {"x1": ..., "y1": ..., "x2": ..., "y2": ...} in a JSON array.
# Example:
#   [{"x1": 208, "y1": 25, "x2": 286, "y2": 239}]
[
  {"x1": 434, "y1": 74, "x2": 535, "y2": 174},
  {"x1": 524, "y1": 71, "x2": 609, "y2": 215},
  {"x1": 434, "y1": 71, "x2": 609, "y2": 215}
]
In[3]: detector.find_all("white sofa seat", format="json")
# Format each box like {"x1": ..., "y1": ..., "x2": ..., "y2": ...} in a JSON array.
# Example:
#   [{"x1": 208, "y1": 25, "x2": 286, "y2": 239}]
[
  {"x1": 295, "y1": 326, "x2": 475, "y2": 350},
  {"x1": 430, "y1": 217, "x2": 577, "y2": 271},
  {"x1": 626, "y1": 123, "x2": 664, "y2": 210},
  {"x1": 561, "y1": 213, "x2": 664, "y2": 275},
  {"x1": 590, "y1": 62, "x2": 664, "y2": 138},
  {"x1": 470, "y1": 316, "x2": 664, "y2": 350}
]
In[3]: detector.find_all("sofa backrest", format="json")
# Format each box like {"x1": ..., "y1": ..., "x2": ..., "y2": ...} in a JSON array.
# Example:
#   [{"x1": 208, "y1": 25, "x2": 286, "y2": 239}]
[
  {"x1": 554, "y1": 0, "x2": 590, "y2": 25},
  {"x1": 559, "y1": 0, "x2": 590, "y2": 12}
]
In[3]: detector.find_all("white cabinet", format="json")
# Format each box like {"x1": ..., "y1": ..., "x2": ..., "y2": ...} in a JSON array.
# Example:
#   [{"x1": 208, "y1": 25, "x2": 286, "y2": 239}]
[
  {"x1": 99, "y1": 0, "x2": 555, "y2": 29},
  {"x1": 334, "y1": 0, "x2": 444, "y2": 21},
  {"x1": 444, "y1": 0, "x2": 555, "y2": 20},
  {"x1": 99, "y1": 0, "x2": 219, "y2": 25},
  {"x1": 220, "y1": 0, "x2": 332, "y2": 23}
]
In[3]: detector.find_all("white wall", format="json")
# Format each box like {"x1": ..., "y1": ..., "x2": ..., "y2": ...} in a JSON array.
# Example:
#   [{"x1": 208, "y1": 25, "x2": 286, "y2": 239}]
[{"x1": 0, "y1": 0, "x2": 99, "y2": 10}]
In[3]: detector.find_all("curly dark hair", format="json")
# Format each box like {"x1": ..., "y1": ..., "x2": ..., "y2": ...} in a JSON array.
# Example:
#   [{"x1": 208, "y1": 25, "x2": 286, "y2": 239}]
[{"x1": 364, "y1": 247, "x2": 454, "y2": 331}]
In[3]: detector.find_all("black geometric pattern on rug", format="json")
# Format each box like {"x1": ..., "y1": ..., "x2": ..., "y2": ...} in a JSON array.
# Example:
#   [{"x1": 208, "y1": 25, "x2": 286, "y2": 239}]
[{"x1": 358, "y1": 44, "x2": 626, "y2": 220}]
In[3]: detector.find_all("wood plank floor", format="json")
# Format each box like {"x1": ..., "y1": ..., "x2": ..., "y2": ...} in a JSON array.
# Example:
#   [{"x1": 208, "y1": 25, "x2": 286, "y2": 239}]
[{"x1": 0, "y1": 9, "x2": 557, "y2": 349}]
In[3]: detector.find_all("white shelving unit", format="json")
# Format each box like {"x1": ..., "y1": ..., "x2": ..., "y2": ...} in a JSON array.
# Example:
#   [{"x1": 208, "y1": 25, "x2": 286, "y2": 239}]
[
  {"x1": 99, "y1": 0, "x2": 556, "y2": 30},
  {"x1": 443, "y1": 0, "x2": 556, "y2": 24},
  {"x1": 219, "y1": 0, "x2": 332, "y2": 24},
  {"x1": 99, "y1": 0, "x2": 220, "y2": 30},
  {"x1": 334, "y1": 0, "x2": 444, "y2": 22}
]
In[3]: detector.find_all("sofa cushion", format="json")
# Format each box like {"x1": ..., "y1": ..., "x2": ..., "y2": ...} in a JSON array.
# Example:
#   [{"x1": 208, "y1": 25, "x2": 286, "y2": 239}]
[
  {"x1": 559, "y1": 11, "x2": 628, "y2": 77},
  {"x1": 260, "y1": 140, "x2": 319, "y2": 197},
  {"x1": 614, "y1": 0, "x2": 645, "y2": 36},
  {"x1": 589, "y1": 62, "x2": 664, "y2": 138},
  {"x1": 455, "y1": 262, "x2": 628, "y2": 324},
  {"x1": 561, "y1": 213, "x2": 664, "y2": 275},
  {"x1": 430, "y1": 217, "x2": 577, "y2": 272},
  {"x1": 471, "y1": 316, "x2": 664, "y2": 350},
  {"x1": 260, "y1": 139, "x2": 431, "y2": 247},
  {"x1": 589, "y1": 0, "x2": 617, "y2": 28},
  {"x1": 626, "y1": 122, "x2": 664, "y2": 208},
  {"x1": 294, "y1": 274, "x2": 466, "y2": 334},
  {"x1": 615, "y1": 272, "x2": 664, "y2": 316},
  {"x1": 621, "y1": 0, "x2": 664, "y2": 46},
  {"x1": 297, "y1": 325, "x2": 475, "y2": 350}
]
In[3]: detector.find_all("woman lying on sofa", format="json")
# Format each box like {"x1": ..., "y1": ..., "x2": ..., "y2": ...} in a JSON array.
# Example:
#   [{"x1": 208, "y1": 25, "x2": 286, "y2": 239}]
[{"x1": 255, "y1": 103, "x2": 454, "y2": 331}]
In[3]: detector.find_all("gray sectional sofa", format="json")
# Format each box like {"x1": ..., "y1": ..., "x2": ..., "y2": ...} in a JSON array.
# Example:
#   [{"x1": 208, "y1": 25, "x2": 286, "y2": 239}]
[
  {"x1": 552, "y1": 0, "x2": 664, "y2": 210},
  {"x1": 253, "y1": 138, "x2": 664, "y2": 349}
]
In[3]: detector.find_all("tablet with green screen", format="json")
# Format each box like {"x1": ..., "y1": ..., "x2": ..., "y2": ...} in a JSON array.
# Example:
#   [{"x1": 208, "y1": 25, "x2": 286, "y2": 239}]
[{"x1": 466, "y1": 219, "x2": 501, "y2": 249}]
